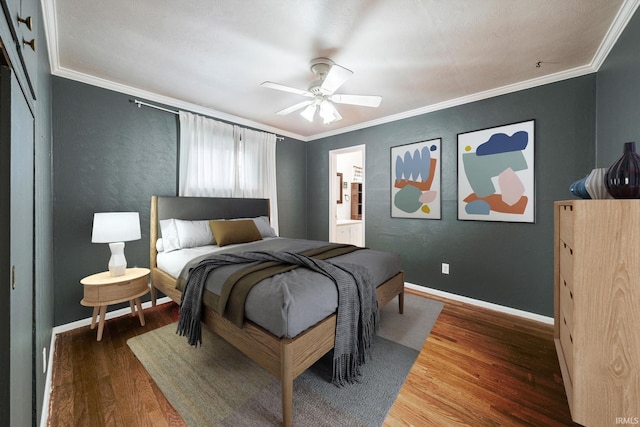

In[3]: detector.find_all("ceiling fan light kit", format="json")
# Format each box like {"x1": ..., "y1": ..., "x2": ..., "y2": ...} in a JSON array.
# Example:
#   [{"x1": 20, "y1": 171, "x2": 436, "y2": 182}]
[
  {"x1": 262, "y1": 57, "x2": 382, "y2": 124},
  {"x1": 301, "y1": 103, "x2": 316, "y2": 122}
]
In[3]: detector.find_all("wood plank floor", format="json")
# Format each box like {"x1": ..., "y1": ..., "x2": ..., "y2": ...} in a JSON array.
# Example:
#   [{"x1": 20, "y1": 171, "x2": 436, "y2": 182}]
[
  {"x1": 47, "y1": 290, "x2": 579, "y2": 426},
  {"x1": 385, "y1": 290, "x2": 579, "y2": 426}
]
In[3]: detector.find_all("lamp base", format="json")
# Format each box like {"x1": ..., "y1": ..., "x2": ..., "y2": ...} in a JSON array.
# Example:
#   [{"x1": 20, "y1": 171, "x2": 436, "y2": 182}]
[{"x1": 108, "y1": 242, "x2": 127, "y2": 276}]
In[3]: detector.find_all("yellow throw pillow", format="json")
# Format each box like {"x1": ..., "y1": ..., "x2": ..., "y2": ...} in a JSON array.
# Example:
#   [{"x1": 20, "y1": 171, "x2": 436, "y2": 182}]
[{"x1": 209, "y1": 219, "x2": 263, "y2": 247}]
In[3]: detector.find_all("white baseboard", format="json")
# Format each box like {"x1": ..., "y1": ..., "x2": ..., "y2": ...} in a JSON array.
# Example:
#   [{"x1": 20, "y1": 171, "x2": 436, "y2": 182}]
[
  {"x1": 404, "y1": 282, "x2": 554, "y2": 325},
  {"x1": 39, "y1": 332, "x2": 56, "y2": 427},
  {"x1": 51, "y1": 296, "x2": 173, "y2": 335},
  {"x1": 40, "y1": 296, "x2": 174, "y2": 427}
]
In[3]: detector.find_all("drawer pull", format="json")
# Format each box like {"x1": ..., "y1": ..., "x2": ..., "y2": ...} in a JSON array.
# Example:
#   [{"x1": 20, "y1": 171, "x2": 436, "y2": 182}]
[
  {"x1": 22, "y1": 38, "x2": 36, "y2": 51},
  {"x1": 17, "y1": 16, "x2": 33, "y2": 31},
  {"x1": 563, "y1": 317, "x2": 567, "y2": 325},
  {"x1": 569, "y1": 291, "x2": 573, "y2": 300},
  {"x1": 569, "y1": 334, "x2": 573, "y2": 343},
  {"x1": 118, "y1": 281, "x2": 132, "y2": 286},
  {"x1": 563, "y1": 280, "x2": 567, "y2": 287},
  {"x1": 563, "y1": 242, "x2": 567, "y2": 248}
]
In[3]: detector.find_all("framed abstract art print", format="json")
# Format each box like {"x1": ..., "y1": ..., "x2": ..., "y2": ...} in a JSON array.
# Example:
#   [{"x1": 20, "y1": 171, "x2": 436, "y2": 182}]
[
  {"x1": 457, "y1": 120, "x2": 535, "y2": 223},
  {"x1": 391, "y1": 138, "x2": 441, "y2": 219}
]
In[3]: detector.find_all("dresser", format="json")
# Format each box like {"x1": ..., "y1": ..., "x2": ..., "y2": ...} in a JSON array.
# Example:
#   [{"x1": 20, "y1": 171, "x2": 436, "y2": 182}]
[{"x1": 554, "y1": 200, "x2": 640, "y2": 426}]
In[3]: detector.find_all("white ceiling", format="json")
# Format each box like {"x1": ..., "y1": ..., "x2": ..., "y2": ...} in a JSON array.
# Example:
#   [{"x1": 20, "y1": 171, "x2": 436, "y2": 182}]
[{"x1": 43, "y1": 0, "x2": 638, "y2": 141}]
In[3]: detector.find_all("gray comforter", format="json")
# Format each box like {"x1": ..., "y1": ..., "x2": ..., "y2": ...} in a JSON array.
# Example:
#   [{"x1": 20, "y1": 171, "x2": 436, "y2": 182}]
[
  {"x1": 176, "y1": 246, "x2": 378, "y2": 385},
  {"x1": 174, "y1": 238, "x2": 401, "y2": 339}
]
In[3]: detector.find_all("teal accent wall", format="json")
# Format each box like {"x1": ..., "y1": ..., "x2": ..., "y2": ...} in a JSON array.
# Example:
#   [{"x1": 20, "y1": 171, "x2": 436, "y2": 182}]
[{"x1": 307, "y1": 76, "x2": 597, "y2": 317}]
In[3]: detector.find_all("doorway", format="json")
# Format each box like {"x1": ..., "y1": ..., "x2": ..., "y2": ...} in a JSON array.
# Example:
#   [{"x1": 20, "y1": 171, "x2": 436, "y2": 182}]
[{"x1": 329, "y1": 145, "x2": 365, "y2": 246}]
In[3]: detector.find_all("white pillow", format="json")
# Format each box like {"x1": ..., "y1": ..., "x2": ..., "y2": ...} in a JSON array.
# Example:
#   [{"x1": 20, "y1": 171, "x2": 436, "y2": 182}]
[
  {"x1": 174, "y1": 219, "x2": 215, "y2": 248},
  {"x1": 159, "y1": 217, "x2": 273, "y2": 253},
  {"x1": 156, "y1": 238, "x2": 165, "y2": 253},
  {"x1": 159, "y1": 219, "x2": 180, "y2": 252},
  {"x1": 229, "y1": 216, "x2": 277, "y2": 238},
  {"x1": 253, "y1": 216, "x2": 278, "y2": 238}
]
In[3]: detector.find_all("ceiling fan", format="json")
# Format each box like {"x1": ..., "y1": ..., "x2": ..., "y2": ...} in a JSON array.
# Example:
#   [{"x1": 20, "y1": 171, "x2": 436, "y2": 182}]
[{"x1": 261, "y1": 58, "x2": 382, "y2": 124}]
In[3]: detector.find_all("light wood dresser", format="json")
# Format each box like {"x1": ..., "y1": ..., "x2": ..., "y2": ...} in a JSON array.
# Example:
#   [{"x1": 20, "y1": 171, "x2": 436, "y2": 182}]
[{"x1": 554, "y1": 200, "x2": 640, "y2": 426}]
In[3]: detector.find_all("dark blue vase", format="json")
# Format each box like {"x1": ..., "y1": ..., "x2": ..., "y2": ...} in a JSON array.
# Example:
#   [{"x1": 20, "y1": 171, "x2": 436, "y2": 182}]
[
  {"x1": 570, "y1": 174, "x2": 591, "y2": 199},
  {"x1": 605, "y1": 142, "x2": 640, "y2": 199}
]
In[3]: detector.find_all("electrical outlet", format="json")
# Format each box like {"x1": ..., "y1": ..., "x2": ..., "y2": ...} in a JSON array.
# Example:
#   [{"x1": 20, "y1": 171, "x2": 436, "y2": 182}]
[
  {"x1": 442, "y1": 263, "x2": 450, "y2": 275},
  {"x1": 42, "y1": 347, "x2": 47, "y2": 374}
]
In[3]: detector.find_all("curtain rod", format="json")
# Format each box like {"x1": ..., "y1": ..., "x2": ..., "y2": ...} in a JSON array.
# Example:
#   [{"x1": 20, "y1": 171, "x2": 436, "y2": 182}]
[{"x1": 131, "y1": 99, "x2": 284, "y2": 140}]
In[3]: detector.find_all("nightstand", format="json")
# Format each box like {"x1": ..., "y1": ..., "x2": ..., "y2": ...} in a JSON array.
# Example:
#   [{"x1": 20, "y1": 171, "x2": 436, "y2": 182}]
[{"x1": 80, "y1": 267, "x2": 150, "y2": 341}]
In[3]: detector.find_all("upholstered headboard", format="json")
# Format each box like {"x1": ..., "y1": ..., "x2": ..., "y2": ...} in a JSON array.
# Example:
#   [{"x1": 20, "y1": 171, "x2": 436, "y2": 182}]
[{"x1": 150, "y1": 195, "x2": 270, "y2": 268}]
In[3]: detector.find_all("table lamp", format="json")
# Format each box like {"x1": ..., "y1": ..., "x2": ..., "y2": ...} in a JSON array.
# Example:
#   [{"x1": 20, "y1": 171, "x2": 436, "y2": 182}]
[{"x1": 91, "y1": 212, "x2": 141, "y2": 276}]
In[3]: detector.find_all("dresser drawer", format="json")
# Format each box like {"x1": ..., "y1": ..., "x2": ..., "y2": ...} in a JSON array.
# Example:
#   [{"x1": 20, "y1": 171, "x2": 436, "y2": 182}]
[
  {"x1": 559, "y1": 310, "x2": 574, "y2": 382},
  {"x1": 558, "y1": 204, "x2": 574, "y2": 247},
  {"x1": 559, "y1": 272, "x2": 574, "y2": 332},
  {"x1": 558, "y1": 240, "x2": 574, "y2": 288}
]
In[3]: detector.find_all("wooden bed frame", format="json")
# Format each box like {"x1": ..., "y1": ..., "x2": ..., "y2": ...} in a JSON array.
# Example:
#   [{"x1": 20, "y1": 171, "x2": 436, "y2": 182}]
[{"x1": 149, "y1": 196, "x2": 404, "y2": 426}]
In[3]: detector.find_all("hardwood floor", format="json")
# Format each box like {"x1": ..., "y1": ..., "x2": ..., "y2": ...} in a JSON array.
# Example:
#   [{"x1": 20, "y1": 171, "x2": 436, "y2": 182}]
[
  {"x1": 48, "y1": 303, "x2": 185, "y2": 427},
  {"x1": 385, "y1": 290, "x2": 578, "y2": 426},
  {"x1": 47, "y1": 290, "x2": 578, "y2": 426}
]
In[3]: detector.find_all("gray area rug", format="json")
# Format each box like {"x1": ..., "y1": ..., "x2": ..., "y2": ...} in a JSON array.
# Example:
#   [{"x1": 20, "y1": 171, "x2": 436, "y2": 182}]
[{"x1": 127, "y1": 293, "x2": 443, "y2": 426}]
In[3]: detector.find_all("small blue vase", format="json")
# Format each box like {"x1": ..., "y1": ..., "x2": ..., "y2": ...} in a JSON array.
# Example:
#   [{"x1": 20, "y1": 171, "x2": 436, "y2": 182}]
[{"x1": 570, "y1": 174, "x2": 591, "y2": 199}]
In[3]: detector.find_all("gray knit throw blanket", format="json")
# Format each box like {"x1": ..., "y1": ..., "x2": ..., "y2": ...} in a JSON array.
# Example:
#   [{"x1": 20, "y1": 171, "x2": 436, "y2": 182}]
[{"x1": 176, "y1": 250, "x2": 378, "y2": 386}]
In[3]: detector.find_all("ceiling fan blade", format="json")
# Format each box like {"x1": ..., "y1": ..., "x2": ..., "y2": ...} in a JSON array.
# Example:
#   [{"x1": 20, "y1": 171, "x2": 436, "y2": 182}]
[
  {"x1": 329, "y1": 94, "x2": 382, "y2": 107},
  {"x1": 319, "y1": 64, "x2": 353, "y2": 94},
  {"x1": 261, "y1": 81, "x2": 313, "y2": 97},
  {"x1": 276, "y1": 100, "x2": 315, "y2": 115}
]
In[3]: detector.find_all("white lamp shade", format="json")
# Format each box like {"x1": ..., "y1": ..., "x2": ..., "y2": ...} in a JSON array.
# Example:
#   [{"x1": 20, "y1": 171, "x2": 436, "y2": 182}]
[
  {"x1": 300, "y1": 104, "x2": 316, "y2": 122},
  {"x1": 91, "y1": 212, "x2": 141, "y2": 243}
]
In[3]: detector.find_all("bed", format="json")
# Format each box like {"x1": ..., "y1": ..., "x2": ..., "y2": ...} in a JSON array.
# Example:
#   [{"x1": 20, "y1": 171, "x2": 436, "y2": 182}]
[{"x1": 149, "y1": 195, "x2": 405, "y2": 426}]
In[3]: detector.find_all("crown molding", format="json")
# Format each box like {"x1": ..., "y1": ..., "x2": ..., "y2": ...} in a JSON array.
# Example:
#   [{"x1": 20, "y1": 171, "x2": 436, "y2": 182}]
[
  {"x1": 306, "y1": 64, "x2": 597, "y2": 141},
  {"x1": 50, "y1": 65, "x2": 306, "y2": 141},
  {"x1": 47, "y1": 60, "x2": 597, "y2": 144},
  {"x1": 591, "y1": 0, "x2": 640, "y2": 70},
  {"x1": 41, "y1": 0, "x2": 639, "y2": 143}
]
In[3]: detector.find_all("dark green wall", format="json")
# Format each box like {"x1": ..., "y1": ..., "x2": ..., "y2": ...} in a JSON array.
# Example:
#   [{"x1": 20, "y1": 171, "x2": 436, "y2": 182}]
[
  {"x1": 52, "y1": 78, "x2": 306, "y2": 325},
  {"x1": 275, "y1": 136, "x2": 308, "y2": 239},
  {"x1": 52, "y1": 6, "x2": 640, "y2": 324},
  {"x1": 53, "y1": 78, "x2": 177, "y2": 325},
  {"x1": 307, "y1": 76, "x2": 597, "y2": 317},
  {"x1": 596, "y1": 7, "x2": 640, "y2": 166}
]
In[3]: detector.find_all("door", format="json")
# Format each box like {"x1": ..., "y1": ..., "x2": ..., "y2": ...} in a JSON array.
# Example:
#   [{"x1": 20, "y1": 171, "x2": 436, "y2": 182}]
[
  {"x1": 0, "y1": 65, "x2": 34, "y2": 426},
  {"x1": 329, "y1": 145, "x2": 365, "y2": 245}
]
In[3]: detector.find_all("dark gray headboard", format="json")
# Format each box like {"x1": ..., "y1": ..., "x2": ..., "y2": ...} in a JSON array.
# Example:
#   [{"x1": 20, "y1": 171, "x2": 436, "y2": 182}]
[
  {"x1": 150, "y1": 196, "x2": 270, "y2": 268},
  {"x1": 156, "y1": 196, "x2": 270, "y2": 221}
]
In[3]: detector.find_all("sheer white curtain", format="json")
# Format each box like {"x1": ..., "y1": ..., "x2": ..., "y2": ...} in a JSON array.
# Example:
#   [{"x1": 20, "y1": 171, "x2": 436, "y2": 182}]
[{"x1": 178, "y1": 111, "x2": 279, "y2": 233}]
